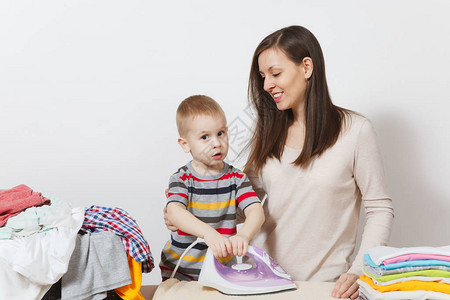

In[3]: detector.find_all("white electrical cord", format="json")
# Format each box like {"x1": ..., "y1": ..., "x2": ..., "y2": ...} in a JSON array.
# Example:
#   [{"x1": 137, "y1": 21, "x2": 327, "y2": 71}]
[
  {"x1": 170, "y1": 237, "x2": 205, "y2": 279},
  {"x1": 260, "y1": 194, "x2": 267, "y2": 207}
]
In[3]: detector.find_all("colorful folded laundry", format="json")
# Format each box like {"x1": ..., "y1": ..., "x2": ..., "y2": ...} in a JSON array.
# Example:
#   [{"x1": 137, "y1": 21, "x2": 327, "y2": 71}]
[{"x1": 359, "y1": 245, "x2": 450, "y2": 300}]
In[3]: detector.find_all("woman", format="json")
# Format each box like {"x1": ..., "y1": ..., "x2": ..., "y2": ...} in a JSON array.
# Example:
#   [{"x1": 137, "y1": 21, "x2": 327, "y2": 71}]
[
  {"x1": 243, "y1": 25, "x2": 394, "y2": 299},
  {"x1": 165, "y1": 25, "x2": 394, "y2": 299}
]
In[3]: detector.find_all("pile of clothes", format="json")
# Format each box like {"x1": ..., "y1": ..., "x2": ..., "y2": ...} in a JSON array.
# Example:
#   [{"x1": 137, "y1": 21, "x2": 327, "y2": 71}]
[
  {"x1": 0, "y1": 184, "x2": 154, "y2": 300},
  {"x1": 358, "y1": 245, "x2": 450, "y2": 300}
]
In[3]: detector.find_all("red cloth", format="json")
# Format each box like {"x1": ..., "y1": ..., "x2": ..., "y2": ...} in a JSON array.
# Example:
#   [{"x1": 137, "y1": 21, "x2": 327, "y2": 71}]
[{"x1": 0, "y1": 184, "x2": 51, "y2": 226}]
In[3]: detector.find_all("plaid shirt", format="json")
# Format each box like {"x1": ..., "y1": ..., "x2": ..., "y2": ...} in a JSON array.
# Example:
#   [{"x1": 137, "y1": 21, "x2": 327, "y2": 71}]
[{"x1": 80, "y1": 205, "x2": 154, "y2": 273}]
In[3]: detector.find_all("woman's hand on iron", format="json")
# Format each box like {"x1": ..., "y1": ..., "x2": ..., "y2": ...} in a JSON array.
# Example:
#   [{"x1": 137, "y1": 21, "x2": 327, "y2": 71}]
[
  {"x1": 331, "y1": 273, "x2": 359, "y2": 299},
  {"x1": 229, "y1": 234, "x2": 249, "y2": 257},
  {"x1": 163, "y1": 189, "x2": 179, "y2": 232},
  {"x1": 204, "y1": 231, "x2": 232, "y2": 259}
]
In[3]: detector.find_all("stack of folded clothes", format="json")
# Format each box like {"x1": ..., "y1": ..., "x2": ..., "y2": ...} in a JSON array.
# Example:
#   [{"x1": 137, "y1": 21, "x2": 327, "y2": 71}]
[{"x1": 358, "y1": 245, "x2": 450, "y2": 300}]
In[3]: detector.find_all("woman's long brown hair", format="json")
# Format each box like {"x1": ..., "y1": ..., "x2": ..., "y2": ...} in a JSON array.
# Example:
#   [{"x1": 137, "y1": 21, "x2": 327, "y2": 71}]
[{"x1": 245, "y1": 25, "x2": 349, "y2": 175}]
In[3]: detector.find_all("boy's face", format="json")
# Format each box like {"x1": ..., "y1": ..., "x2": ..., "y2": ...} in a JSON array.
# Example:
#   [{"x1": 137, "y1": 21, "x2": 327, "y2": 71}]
[{"x1": 179, "y1": 114, "x2": 228, "y2": 173}]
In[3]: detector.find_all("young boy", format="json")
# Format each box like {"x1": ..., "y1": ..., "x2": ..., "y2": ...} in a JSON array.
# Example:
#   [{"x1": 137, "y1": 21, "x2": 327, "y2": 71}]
[{"x1": 160, "y1": 95, "x2": 265, "y2": 281}]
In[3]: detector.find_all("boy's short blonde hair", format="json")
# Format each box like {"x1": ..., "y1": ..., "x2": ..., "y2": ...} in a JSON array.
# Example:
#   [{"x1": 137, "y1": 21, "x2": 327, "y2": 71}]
[{"x1": 176, "y1": 95, "x2": 226, "y2": 137}]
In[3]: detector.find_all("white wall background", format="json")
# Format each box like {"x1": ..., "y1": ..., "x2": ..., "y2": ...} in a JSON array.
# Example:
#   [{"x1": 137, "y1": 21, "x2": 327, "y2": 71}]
[{"x1": 1, "y1": 0, "x2": 449, "y2": 285}]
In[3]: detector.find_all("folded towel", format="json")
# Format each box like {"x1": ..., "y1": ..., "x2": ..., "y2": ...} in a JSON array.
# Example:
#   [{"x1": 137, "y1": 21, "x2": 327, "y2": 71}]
[{"x1": 0, "y1": 185, "x2": 51, "y2": 226}]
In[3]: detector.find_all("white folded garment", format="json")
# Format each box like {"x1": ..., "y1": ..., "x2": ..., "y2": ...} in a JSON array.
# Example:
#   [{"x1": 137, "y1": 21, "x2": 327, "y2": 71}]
[
  {"x1": 368, "y1": 246, "x2": 450, "y2": 265},
  {"x1": 0, "y1": 207, "x2": 85, "y2": 285}
]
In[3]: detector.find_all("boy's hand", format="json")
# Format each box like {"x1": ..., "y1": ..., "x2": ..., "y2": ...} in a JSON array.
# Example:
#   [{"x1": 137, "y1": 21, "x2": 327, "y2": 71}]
[
  {"x1": 204, "y1": 231, "x2": 232, "y2": 259},
  {"x1": 229, "y1": 233, "x2": 249, "y2": 257},
  {"x1": 163, "y1": 206, "x2": 178, "y2": 232},
  {"x1": 163, "y1": 189, "x2": 179, "y2": 231}
]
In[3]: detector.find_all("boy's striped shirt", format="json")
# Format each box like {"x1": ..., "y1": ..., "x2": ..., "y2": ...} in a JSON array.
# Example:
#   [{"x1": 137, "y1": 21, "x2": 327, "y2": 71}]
[{"x1": 160, "y1": 162, "x2": 260, "y2": 281}]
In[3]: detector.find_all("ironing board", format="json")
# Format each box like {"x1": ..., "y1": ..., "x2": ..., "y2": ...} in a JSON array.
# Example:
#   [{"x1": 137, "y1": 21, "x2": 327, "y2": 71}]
[{"x1": 152, "y1": 279, "x2": 350, "y2": 300}]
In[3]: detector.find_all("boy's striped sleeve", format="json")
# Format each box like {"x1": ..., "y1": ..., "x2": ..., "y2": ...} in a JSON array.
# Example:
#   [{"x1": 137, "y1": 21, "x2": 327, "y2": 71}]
[
  {"x1": 236, "y1": 174, "x2": 260, "y2": 211},
  {"x1": 167, "y1": 173, "x2": 189, "y2": 207}
]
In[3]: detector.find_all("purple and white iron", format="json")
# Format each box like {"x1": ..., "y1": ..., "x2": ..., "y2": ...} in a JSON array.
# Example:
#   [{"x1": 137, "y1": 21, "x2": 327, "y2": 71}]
[{"x1": 198, "y1": 245, "x2": 297, "y2": 295}]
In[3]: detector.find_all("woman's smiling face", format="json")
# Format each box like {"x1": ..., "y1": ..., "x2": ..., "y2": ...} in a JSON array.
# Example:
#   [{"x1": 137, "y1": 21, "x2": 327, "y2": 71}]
[{"x1": 258, "y1": 47, "x2": 310, "y2": 112}]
